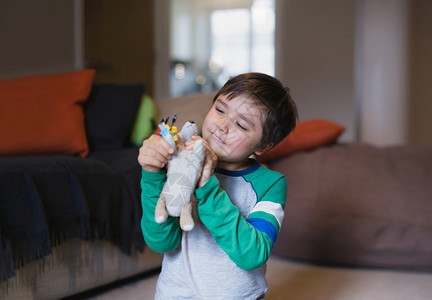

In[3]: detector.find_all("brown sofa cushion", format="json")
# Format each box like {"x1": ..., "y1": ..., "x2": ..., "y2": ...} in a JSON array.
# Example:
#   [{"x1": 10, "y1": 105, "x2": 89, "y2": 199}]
[{"x1": 270, "y1": 143, "x2": 432, "y2": 271}]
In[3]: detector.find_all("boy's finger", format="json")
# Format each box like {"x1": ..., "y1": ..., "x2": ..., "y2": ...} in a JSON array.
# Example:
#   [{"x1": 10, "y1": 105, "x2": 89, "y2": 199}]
[
  {"x1": 142, "y1": 142, "x2": 172, "y2": 163},
  {"x1": 151, "y1": 135, "x2": 175, "y2": 154},
  {"x1": 184, "y1": 141, "x2": 194, "y2": 150},
  {"x1": 190, "y1": 135, "x2": 203, "y2": 141},
  {"x1": 147, "y1": 136, "x2": 174, "y2": 157},
  {"x1": 140, "y1": 156, "x2": 165, "y2": 171},
  {"x1": 160, "y1": 139, "x2": 175, "y2": 155}
]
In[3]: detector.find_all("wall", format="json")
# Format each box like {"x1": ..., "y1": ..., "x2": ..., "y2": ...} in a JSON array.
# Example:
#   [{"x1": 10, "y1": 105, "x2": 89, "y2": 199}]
[
  {"x1": 275, "y1": 0, "x2": 432, "y2": 146},
  {"x1": 0, "y1": 0, "x2": 82, "y2": 80},
  {"x1": 154, "y1": 0, "x2": 171, "y2": 99},
  {"x1": 357, "y1": 0, "x2": 410, "y2": 145},
  {"x1": 84, "y1": 0, "x2": 155, "y2": 95},
  {"x1": 408, "y1": 0, "x2": 432, "y2": 145},
  {"x1": 0, "y1": 0, "x2": 155, "y2": 96},
  {"x1": 275, "y1": 0, "x2": 356, "y2": 142}
]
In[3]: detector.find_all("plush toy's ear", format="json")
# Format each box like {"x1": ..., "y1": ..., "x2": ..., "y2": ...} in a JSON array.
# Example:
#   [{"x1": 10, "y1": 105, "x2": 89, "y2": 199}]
[{"x1": 178, "y1": 121, "x2": 198, "y2": 142}]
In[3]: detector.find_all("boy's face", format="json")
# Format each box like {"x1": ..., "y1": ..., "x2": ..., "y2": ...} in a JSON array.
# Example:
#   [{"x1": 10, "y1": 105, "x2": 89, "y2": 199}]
[{"x1": 202, "y1": 94, "x2": 267, "y2": 170}]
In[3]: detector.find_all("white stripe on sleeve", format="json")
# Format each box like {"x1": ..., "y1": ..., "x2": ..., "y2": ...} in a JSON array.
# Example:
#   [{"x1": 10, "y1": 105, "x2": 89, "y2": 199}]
[{"x1": 249, "y1": 201, "x2": 284, "y2": 228}]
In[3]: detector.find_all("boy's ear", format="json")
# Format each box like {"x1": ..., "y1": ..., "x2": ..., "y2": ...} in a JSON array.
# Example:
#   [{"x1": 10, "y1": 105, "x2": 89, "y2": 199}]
[{"x1": 253, "y1": 144, "x2": 273, "y2": 156}]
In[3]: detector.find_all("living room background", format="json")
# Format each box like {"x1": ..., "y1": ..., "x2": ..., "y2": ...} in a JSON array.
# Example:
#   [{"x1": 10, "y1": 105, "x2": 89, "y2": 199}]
[{"x1": 1, "y1": 0, "x2": 431, "y2": 146}]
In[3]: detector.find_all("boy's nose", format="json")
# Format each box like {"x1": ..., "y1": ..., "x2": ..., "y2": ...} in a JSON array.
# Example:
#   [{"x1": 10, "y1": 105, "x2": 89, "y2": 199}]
[{"x1": 216, "y1": 117, "x2": 229, "y2": 133}]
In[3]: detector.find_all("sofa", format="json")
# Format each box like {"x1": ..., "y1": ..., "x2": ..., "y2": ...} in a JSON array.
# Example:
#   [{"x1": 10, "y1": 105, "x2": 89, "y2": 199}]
[
  {"x1": 269, "y1": 143, "x2": 432, "y2": 272},
  {"x1": 0, "y1": 70, "x2": 163, "y2": 299},
  {"x1": 1, "y1": 72, "x2": 431, "y2": 299}
]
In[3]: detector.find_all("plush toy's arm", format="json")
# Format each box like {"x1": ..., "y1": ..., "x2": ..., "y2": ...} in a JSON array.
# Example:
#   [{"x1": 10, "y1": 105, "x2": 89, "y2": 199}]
[
  {"x1": 195, "y1": 174, "x2": 286, "y2": 271},
  {"x1": 140, "y1": 168, "x2": 182, "y2": 253}
]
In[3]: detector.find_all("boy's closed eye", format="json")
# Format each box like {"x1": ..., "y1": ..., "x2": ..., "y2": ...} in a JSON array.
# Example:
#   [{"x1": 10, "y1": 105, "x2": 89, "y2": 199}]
[{"x1": 235, "y1": 121, "x2": 247, "y2": 131}]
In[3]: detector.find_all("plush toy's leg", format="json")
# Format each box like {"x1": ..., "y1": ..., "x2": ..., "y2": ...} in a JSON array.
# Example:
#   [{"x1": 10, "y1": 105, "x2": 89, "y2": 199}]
[
  {"x1": 180, "y1": 201, "x2": 194, "y2": 231},
  {"x1": 155, "y1": 194, "x2": 168, "y2": 224}
]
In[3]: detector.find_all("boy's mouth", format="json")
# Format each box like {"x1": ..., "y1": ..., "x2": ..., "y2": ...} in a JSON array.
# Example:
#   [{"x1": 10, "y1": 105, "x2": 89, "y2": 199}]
[{"x1": 211, "y1": 131, "x2": 225, "y2": 145}]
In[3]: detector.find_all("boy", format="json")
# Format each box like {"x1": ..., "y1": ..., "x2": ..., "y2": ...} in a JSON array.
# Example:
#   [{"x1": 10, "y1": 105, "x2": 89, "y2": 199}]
[{"x1": 138, "y1": 73, "x2": 298, "y2": 299}]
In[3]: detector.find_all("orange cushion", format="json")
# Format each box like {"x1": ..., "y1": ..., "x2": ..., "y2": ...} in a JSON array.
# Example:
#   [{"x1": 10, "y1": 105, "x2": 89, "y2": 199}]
[
  {"x1": 0, "y1": 69, "x2": 95, "y2": 157},
  {"x1": 257, "y1": 119, "x2": 345, "y2": 163}
]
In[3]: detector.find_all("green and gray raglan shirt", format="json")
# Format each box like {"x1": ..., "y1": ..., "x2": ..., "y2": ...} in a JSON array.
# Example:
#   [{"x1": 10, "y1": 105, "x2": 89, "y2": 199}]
[{"x1": 141, "y1": 160, "x2": 286, "y2": 299}]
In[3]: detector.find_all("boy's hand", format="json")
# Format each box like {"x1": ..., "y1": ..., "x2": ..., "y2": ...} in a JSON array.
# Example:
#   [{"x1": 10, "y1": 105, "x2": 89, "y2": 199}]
[
  {"x1": 138, "y1": 134, "x2": 175, "y2": 172},
  {"x1": 186, "y1": 136, "x2": 218, "y2": 188}
]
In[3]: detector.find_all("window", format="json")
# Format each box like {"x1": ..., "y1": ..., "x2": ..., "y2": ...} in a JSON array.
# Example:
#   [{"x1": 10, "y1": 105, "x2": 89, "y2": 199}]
[
  {"x1": 211, "y1": 0, "x2": 275, "y2": 87},
  {"x1": 170, "y1": 0, "x2": 275, "y2": 96}
]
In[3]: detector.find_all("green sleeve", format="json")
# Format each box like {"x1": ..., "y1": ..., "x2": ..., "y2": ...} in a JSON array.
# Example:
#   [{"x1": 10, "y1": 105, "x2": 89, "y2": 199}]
[
  {"x1": 194, "y1": 175, "x2": 273, "y2": 271},
  {"x1": 140, "y1": 168, "x2": 181, "y2": 253}
]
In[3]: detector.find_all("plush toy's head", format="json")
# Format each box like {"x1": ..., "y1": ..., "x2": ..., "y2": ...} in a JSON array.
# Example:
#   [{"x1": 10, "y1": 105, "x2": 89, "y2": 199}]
[{"x1": 157, "y1": 114, "x2": 197, "y2": 149}]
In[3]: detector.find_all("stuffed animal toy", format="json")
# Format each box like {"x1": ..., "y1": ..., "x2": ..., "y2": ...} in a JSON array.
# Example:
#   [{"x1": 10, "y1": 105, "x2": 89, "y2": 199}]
[{"x1": 154, "y1": 116, "x2": 204, "y2": 231}]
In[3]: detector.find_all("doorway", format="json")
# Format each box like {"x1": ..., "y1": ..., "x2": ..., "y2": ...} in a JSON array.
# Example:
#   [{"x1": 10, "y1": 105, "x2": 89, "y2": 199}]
[{"x1": 168, "y1": 0, "x2": 275, "y2": 97}]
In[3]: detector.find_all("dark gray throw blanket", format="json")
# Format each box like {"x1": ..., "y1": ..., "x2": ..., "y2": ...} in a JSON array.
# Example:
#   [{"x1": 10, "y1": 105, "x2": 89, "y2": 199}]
[{"x1": 0, "y1": 148, "x2": 144, "y2": 282}]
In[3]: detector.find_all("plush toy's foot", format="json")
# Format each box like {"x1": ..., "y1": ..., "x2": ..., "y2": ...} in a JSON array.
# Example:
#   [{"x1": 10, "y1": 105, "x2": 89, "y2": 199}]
[
  {"x1": 181, "y1": 223, "x2": 194, "y2": 231},
  {"x1": 155, "y1": 196, "x2": 168, "y2": 224},
  {"x1": 155, "y1": 215, "x2": 167, "y2": 224},
  {"x1": 180, "y1": 201, "x2": 194, "y2": 231}
]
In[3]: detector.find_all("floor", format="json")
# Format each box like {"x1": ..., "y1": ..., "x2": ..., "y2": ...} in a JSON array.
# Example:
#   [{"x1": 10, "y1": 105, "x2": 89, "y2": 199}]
[{"x1": 85, "y1": 256, "x2": 432, "y2": 300}]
